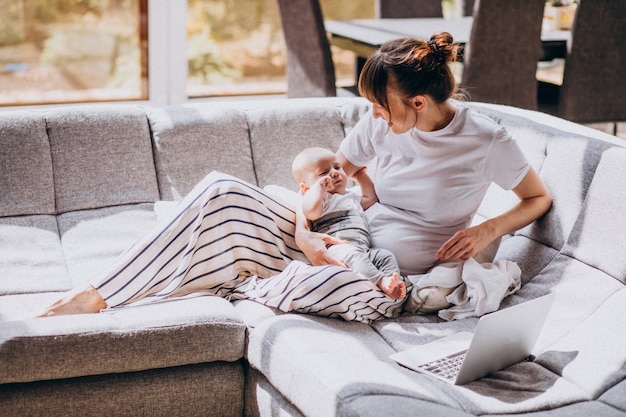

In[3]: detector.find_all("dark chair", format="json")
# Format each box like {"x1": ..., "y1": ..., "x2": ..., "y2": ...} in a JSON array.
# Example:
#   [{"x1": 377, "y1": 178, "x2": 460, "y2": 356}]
[
  {"x1": 375, "y1": 0, "x2": 443, "y2": 18},
  {"x1": 537, "y1": 0, "x2": 626, "y2": 129},
  {"x1": 459, "y1": 0, "x2": 545, "y2": 110},
  {"x1": 463, "y1": 0, "x2": 475, "y2": 16},
  {"x1": 375, "y1": 0, "x2": 475, "y2": 18},
  {"x1": 277, "y1": 0, "x2": 356, "y2": 98}
]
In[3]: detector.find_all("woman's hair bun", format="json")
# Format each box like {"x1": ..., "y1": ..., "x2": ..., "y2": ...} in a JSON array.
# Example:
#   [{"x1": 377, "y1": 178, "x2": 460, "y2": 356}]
[{"x1": 428, "y1": 32, "x2": 457, "y2": 63}]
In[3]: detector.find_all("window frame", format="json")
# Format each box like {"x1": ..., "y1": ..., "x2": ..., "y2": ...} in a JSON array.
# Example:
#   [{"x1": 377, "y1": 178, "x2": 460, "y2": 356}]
[
  {"x1": 148, "y1": 0, "x2": 188, "y2": 106},
  {"x1": 1, "y1": 0, "x2": 188, "y2": 110}
]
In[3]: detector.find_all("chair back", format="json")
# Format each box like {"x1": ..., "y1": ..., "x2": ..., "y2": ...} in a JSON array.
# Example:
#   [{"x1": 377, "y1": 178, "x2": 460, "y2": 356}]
[
  {"x1": 375, "y1": 0, "x2": 443, "y2": 18},
  {"x1": 555, "y1": 0, "x2": 626, "y2": 123},
  {"x1": 460, "y1": 0, "x2": 545, "y2": 110},
  {"x1": 277, "y1": 0, "x2": 336, "y2": 97},
  {"x1": 463, "y1": 0, "x2": 475, "y2": 16}
]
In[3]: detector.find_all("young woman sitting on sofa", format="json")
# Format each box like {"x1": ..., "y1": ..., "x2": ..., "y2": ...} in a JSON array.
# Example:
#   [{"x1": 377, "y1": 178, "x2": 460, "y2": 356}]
[{"x1": 39, "y1": 32, "x2": 552, "y2": 322}]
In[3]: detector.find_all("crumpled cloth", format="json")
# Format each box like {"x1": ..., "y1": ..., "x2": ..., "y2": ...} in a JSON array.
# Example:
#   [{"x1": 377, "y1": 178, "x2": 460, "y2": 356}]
[{"x1": 404, "y1": 258, "x2": 521, "y2": 321}]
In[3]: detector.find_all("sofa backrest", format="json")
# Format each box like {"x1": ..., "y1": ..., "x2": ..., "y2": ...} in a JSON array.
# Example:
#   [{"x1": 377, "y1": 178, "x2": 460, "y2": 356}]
[
  {"x1": 147, "y1": 105, "x2": 255, "y2": 200},
  {"x1": 46, "y1": 105, "x2": 159, "y2": 213},
  {"x1": 562, "y1": 146, "x2": 626, "y2": 283},
  {"x1": 0, "y1": 105, "x2": 159, "y2": 217},
  {"x1": 0, "y1": 98, "x2": 371, "y2": 218},
  {"x1": 0, "y1": 111, "x2": 54, "y2": 217},
  {"x1": 146, "y1": 98, "x2": 371, "y2": 199}
]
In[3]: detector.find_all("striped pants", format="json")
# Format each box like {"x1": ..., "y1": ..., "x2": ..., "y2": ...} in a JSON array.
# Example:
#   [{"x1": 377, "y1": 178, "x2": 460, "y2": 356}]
[{"x1": 91, "y1": 172, "x2": 404, "y2": 322}]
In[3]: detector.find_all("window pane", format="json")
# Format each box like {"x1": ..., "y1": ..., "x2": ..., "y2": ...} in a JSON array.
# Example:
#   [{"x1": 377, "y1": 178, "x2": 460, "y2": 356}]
[
  {"x1": 321, "y1": 1, "x2": 374, "y2": 90},
  {"x1": 186, "y1": 0, "x2": 373, "y2": 98},
  {"x1": 186, "y1": 0, "x2": 286, "y2": 97},
  {"x1": 0, "y1": 0, "x2": 147, "y2": 106}
]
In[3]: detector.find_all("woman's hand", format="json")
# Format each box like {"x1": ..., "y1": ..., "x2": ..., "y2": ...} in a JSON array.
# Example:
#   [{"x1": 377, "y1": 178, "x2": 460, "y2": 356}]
[
  {"x1": 295, "y1": 229, "x2": 348, "y2": 267},
  {"x1": 436, "y1": 167, "x2": 552, "y2": 262},
  {"x1": 435, "y1": 223, "x2": 496, "y2": 262},
  {"x1": 294, "y1": 201, "x2": 347, "y2": 267}
]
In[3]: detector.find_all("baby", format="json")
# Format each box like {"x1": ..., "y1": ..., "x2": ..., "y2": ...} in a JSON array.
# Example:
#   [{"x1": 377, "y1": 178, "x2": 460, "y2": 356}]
[{"x1": 292, "y1": 147, "x2": 406, "y2": 300}]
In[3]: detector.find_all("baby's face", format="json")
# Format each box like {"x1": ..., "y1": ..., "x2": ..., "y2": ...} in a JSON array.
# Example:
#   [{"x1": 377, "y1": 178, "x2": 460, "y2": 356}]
[{"x1": 306, "y1": 154, "x2": 348, "y2": 194}]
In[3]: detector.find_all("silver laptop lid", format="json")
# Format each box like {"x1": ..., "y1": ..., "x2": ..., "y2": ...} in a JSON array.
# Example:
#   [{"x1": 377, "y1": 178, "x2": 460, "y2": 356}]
[{"x1": 455, "y1": 293, "x2": 556, "y2": 384}]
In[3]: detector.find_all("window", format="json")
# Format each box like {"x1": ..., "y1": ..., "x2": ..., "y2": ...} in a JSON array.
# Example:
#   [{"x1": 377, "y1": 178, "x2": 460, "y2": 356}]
[
  {"x1": 185, "y1": 0, "x2": 373, "y2": 99},
  {"x1": 186, "y1": 0, "x2": 286, "y2": 98},
  {"x1": 0, "y1": 0, "x2": 148, "y2": 106},
  {"x1": 0, "y1": 0, "x2": 372, "y2": 107}
]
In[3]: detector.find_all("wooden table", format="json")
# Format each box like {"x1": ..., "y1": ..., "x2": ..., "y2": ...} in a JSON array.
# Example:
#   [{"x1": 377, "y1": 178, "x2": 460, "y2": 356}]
[{"x1": 326, "y1": 18, "x2": 570, "y2": 63}]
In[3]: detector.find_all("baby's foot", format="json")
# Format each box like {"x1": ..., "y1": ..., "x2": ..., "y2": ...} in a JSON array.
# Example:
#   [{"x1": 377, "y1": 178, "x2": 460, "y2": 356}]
[
  {"x1": 37, "y1": 285, "x2": 107, "y2": 317},
  {"x1": 379, "y1": 272, "x2": 406, "y2": 300}
]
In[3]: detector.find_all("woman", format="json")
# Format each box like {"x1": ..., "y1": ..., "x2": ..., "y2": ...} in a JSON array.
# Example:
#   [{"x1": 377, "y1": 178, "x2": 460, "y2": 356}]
[
  {"x1": 39, "y1": 33, "x2": 551, "y2": 322},
  {"x1": 300, "y1": 33, "x2": 552, "y2": 276}
]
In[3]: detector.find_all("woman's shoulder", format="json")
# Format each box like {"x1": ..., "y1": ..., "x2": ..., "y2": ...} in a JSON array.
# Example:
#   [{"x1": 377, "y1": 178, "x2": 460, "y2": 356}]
[
  {"x1": 354, "y1": 110, "x2": 388, "y2": 134},
  {"x1": 451, "y1": 101, "x2": 507, "y2": 137}
]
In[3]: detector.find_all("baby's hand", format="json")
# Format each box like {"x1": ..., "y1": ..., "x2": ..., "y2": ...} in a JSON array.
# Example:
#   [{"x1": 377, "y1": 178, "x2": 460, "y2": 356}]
[{"x1": 317, "y1": 175, "x2": 334, "y2": 192}]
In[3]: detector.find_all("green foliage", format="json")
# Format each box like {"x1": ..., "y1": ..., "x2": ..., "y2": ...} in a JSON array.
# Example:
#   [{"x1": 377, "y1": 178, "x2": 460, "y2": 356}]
[
  {"x1": 0, "y1": 1, "x2": 25, "y2": 46},
  {"x1": 30, "y1": 0, "x2": 104, "y2": 23},
  {"x1": 188, "y1": 0, "x2": 279, "y2": 42},
  {"x1": 187, "y1": 31, "x2": 240, "y2": 83},
  {"x1": 320, "y1": 0, "x2": 374, "y2": 19},
  {"x1": 0, "y1": 18, "x2": 24, "y2": 47}
]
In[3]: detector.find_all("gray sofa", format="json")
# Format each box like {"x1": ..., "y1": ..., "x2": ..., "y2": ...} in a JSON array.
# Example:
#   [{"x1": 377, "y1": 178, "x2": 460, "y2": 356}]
[{"x1": 1, "y1": 97, "x2": 625, "y2": 417}]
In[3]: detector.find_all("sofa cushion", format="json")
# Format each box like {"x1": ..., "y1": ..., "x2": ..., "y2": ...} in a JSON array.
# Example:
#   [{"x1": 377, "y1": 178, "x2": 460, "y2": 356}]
[
  {"x1": 503, "y1": 255, "x2": 622, "y2": 352},
  {"x1": 248, "y1": 310, "x2": 594, "y2": 416},
  {"x1": 247, "y1": 100, "x2": 364, "y2": 189},
  {"x1": 57, "y1": 203, "x2": 157, "y2": 288},
  {"x1": 246, "y1": 368, "x2": 307, "y2": 417},
  {"x1": 0, "y1": 292, "x2": 65, "y2": 321},
  {"x1": 46, "y1": 105, "x2": 159, "y2": 213},
  {"x1": 494, "y1": 235, "x2": 559, "y2": 285},
  {"x1": 527, "y1": 134, "x2": 614, "y2": 250},
  {"x1": 534, "y1": 288, "x2": 626, "y2": 399},
  {"x1": 0, "y1": 295, "x2": 246, "y2": 384},
  {"x1": 562, "y1": 146, "x2": 626, "y2": 282},
  {"x1": 0, "y1": 111, "x2": 55, "y2": 217},
  {"x1": 599, "y1": 379, "x2": 626, "y2": 413},
  {"x1": 337, "y1": 97, "x2": 371, "y2": 136},
  {"x1": 247, "y1": 314, "x2": 460, "y2": 417},
  {"x1": 0, "y1": 216, "x2": 71, "y2": 295},
  {"x1": 147, "y1": 104, "x2": 256, "y2": 199}
]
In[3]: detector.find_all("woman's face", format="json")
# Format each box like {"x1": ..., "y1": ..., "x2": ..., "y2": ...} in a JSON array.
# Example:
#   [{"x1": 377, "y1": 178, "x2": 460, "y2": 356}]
[{"x1": 371, "y1": 90, "x2": 417, "y2": 134}]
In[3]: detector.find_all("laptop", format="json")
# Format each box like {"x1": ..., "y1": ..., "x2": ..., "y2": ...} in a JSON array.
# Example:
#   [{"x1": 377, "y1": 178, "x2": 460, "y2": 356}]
[{"x1": 390, "y1": 293, "x2": 556, "y2": 385}]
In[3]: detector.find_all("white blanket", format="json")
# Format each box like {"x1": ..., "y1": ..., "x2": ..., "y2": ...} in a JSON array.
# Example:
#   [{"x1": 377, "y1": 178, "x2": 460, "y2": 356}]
[{"x1": 404, "y1": 258, "x2": 522, "y2": 321}]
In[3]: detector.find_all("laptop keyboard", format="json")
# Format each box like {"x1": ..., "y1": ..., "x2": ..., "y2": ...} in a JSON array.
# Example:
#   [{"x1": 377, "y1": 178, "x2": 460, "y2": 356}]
[{"x1": 418, "y1": 350, "x2": 467, "y2": 380}]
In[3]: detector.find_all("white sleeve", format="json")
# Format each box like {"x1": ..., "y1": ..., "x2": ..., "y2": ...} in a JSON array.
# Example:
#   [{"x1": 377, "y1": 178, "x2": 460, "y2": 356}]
[
  {"x1": 484, "y1": 127, "x2": 531, "y2": 190},
  {"x1": 339, "y1": 113, "x2": 377, "y2": 167}
]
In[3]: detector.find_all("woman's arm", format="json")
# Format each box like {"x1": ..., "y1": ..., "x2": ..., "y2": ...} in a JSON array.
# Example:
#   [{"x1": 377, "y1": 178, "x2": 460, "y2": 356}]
[
  {"x1": 336, "y1": 150, "x2": 378, "y2": 210},
  {"x1": 435, "y1": 167, "x2": 552, "y2": 261},
  {"x1": 294, "y1": 202, "x2": 348, "y2": 267},
  {"x1": 337, "y1": 150, "x2": 361, "y2": 177},
  {"x1": 352, "y1": 168, "x2": 378, "y2": 210}
]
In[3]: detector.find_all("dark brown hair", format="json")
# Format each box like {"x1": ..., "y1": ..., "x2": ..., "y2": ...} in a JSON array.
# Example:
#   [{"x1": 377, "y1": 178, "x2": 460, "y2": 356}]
[{"x1": 358, "y1": 32, "x2": 459, "y2": 111}]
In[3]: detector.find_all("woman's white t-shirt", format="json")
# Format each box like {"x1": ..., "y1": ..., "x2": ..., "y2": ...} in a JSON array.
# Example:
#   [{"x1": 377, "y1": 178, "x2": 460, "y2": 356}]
[{"x1": 339, "y1": 101, "x2": 530, "y2": 275}]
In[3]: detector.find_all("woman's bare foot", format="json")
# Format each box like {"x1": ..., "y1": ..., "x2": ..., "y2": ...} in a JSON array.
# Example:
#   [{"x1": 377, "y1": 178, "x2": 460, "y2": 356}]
[
  {"x1": 37, "y1": 285, "x2": 107, "y2": 317},
  {"x1": 379, "y1": 272, "x2": 406, "y2": 300}
]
